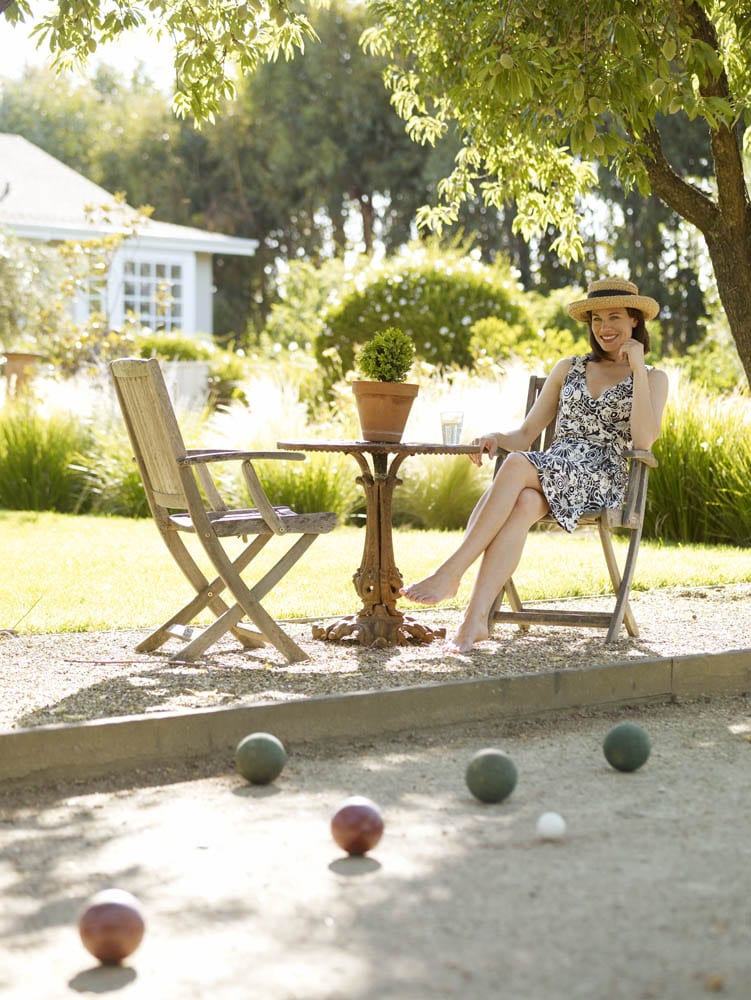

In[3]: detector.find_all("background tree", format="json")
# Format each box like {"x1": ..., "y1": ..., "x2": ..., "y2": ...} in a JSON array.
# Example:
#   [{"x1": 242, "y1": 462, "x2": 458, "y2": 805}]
[
  {"x1": 188, "y1": 2, "x2": 441, "y2": 334},
  {"x1": 362, "y1": 0, "x2": 751, "y2": 386},
  {"x1": 0, "y1": 64, "x2": 199, "y2": 220},
  {"x1": 4, "y1": 0, "x2": 744, "y2": 368}
]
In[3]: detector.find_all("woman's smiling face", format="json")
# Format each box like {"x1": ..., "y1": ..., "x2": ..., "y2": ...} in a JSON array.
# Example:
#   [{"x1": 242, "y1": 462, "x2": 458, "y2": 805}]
[{"x1": 589, "y1": 307, "x2": 639, "y2": 358}]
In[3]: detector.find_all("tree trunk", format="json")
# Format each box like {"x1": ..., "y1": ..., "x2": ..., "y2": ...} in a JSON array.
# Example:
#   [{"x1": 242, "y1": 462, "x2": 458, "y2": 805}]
[
  {"x1": 358, "y1": 194, "x2": 375, "y2": 254},
  {"x1": 702, "y1": 230, "x2": 751, "y2": 389},
  {"x1": 643, "y1": 125, "x2": 751, "y2": 389},
  {"x1": 637, "y1": 3, "x2": 751, "y2": 389},
  {"x1": 655, "y1": 181, "x2": 751, "y2": 390}
]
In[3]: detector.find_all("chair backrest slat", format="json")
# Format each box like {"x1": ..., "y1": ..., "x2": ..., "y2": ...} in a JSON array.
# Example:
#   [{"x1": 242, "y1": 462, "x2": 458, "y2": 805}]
[{"x1": 110, "y1": 358, "x2": 189, "y2": 509}]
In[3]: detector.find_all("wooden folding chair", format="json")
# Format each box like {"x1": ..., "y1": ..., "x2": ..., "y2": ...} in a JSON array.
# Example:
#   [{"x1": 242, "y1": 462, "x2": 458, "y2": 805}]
[
  {"x1": 488, "y1": 374, "x2": 657, "y2": 643},
  {"x1": 110, "y1": 357, "x2": 337, "y2": 664}
]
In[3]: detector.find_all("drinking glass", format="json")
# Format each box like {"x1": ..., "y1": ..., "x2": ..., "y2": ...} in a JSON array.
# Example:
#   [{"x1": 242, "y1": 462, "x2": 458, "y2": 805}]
[{"x1": 440, "y1": 411, "x2": 463, "y2": 445}]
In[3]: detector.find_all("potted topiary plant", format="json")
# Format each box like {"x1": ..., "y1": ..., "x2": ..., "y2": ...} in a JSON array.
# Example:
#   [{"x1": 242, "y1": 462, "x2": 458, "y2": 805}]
[{"x1": 352, "y1": 326, "x2": 418, "y2": 442}]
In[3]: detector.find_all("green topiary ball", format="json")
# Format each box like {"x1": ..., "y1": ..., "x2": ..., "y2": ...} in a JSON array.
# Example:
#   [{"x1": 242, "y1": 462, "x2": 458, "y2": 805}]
[
  {"x1": 235, "y1": 732, "x2": 287, "y2": 784},
  {"x1": 465, "y1": 748, "x2": 518, "y2": 803},
  {"x1": 355, "y1": 326, "x2": 416, "y2": 383},
  {"x1": 603, "y1": 722, "x2": 651, "y2": 772}
]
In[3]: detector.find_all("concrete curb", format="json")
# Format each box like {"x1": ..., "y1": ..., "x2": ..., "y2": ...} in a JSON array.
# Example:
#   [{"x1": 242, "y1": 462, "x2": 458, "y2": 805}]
[{"x1": 1, "y1": 648, "x2": 749, "y2": 784}]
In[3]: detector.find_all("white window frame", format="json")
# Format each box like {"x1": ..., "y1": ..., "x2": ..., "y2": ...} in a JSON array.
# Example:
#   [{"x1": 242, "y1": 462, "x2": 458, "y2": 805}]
[{"x1": 106, "y1": 247, "x2": 196, "y2": 334}]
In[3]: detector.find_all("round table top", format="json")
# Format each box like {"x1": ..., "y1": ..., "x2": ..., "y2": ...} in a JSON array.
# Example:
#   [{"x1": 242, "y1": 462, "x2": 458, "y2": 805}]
[{"x1": 277, "y1": 440, "x2": 482, "y2": 456}]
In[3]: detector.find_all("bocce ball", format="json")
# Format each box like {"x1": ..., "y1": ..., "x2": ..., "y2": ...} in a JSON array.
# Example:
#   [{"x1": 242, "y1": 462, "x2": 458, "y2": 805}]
[
  {"x1": 465, "y1": 748, "x2": 518, "y2": 803},
  {"x1": 78, "y1": 888, "x2": 145, "y2": 966},
  {"x1": 331, "y1": 795, "x2": 384, "y2": 856},
  {"x1": 536, "y1": 811, "x2": 567, "y2": 841},
  {"x1": 603, "y1": 722, "x2": 651, "y2": 772},
  {"x1": 235, "y1": 731, "x2": 287, "y2": 784}
]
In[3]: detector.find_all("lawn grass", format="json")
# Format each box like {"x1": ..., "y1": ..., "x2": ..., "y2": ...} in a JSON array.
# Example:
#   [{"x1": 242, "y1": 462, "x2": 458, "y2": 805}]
[{"x1": 4, "y1": 511, "x2": 751, "y2": 635}]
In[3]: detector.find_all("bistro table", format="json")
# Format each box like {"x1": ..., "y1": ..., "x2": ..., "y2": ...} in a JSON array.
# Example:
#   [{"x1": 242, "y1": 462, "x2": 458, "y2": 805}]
[{"x1": 276, "y1": 440, "x2": 482, "y2": 648}]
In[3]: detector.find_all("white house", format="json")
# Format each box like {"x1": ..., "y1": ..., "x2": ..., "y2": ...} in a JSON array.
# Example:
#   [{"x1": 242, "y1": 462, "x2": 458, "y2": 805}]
[{"x1": 0, "y1": 133, "x2": 258, "y2": 338}]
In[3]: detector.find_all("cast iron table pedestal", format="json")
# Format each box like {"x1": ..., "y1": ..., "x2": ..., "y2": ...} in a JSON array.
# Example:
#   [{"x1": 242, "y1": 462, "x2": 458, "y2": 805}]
[{"x1": 276, "y1": 440, "x2": 481, "y2": 648}]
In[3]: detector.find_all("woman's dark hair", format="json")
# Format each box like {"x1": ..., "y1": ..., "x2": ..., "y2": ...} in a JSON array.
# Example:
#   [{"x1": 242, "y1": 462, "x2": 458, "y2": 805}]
[{"x1": 586, "y1": 308, "x2": 650, "y2": 361}]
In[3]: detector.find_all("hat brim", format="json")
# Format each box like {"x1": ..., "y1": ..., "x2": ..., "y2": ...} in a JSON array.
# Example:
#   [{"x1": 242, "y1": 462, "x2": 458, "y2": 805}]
[{"x1": 568, "y1": 294, "x2": 660, "y2": 323}]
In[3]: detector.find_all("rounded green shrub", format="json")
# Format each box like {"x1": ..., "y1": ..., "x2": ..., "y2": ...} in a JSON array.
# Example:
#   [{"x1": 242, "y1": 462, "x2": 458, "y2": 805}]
[
  {"x1": 135, "y1": 331, "x2": 213, "y2": 362},
  {"x1": 470, "y1": 316, "x2": 589, "y2": 367},
  {"x1": 315, "y1": 247, "x2": 530, "y2": 381}
]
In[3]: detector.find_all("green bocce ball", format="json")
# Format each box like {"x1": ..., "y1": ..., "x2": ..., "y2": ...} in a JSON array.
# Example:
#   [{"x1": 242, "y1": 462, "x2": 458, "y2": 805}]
[
  {"x1": 465, "y1": 748, "x2": 518, "y2": 803},
  {"x1": 235, "y1": 732, "x2": 287, "y2": 784},
  {"x1": 603, "y1": 722, "x2": 651, "y2": 772}
]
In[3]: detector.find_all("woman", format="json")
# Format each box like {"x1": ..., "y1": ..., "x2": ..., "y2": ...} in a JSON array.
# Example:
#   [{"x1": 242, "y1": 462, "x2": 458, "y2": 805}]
[{"x1": 400, "y1": 277, "x2": 669, "y2": 653}]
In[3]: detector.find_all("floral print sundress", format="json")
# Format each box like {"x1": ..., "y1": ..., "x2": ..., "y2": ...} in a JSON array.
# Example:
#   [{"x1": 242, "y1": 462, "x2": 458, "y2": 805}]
[{"x1": 521, "y1": 355, "x2": 635, "y2": 533}]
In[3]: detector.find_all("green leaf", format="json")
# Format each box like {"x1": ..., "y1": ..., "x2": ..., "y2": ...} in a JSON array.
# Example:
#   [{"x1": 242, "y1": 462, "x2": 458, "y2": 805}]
[{"x1": 662, "y1": 37, "x2": 677, "y2": 62}]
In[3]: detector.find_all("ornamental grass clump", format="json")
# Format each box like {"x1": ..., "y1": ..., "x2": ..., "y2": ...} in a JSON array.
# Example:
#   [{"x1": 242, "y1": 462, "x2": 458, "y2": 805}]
[{"x1": 354, "y1": 327, "x2": 416, "y2": 383}]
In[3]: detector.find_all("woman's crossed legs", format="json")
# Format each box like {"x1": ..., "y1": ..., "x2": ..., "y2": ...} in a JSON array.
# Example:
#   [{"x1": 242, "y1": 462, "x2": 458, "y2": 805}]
[{"x1": 400, "y1": 453, "x2": 550, "y2": 652}]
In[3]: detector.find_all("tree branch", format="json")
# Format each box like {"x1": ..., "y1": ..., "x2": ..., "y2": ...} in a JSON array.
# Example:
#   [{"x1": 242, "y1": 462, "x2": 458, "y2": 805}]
[
  {"x1": 688, "y1": 1, "x2": 751, "y2": 229},
  {"x1": 0, "y1": 0, "x2": 17, "y2": 14},
  {"x1": 641, "y1": 127, "x2": 718, "y2": 235}
]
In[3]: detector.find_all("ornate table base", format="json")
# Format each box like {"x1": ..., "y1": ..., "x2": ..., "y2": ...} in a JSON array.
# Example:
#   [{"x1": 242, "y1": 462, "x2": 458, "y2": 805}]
[
  {"x1": 277, "y1": 440, "x2": 480, "y2": 648},
  {"x1": 312, "y1": 604, "x2": 446, "y2": 648}
]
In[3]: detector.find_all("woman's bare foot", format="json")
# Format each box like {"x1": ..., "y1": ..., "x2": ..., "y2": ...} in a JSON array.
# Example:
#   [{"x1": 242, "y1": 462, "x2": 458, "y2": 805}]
[
  {"x1": 445, "y1": 618, "x2": 489, "y2": 654},
  {"x1": 400, "y1": 569, "x2": 460, "y2": 606}
]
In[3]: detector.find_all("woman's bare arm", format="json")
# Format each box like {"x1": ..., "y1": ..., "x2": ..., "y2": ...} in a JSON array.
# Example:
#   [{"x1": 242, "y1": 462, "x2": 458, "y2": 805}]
[{"x1": 469, "y1": 358, "x2": 571, "y2": 466}]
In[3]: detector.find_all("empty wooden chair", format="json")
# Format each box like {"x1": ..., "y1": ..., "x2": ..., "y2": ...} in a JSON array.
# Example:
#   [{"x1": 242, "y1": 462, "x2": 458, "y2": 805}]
[
  {"x1": 110, "y1": 357, "x2": 337, "y2": 663},
  {"x1": 489, "y1": 374, "x2": 657, "y2": 642}
]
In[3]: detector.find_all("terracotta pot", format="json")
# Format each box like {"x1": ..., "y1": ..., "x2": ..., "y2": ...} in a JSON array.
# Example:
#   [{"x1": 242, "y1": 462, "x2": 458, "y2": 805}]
[
  {"x1": 1, "y1": 351, "x2": 43, "y2": 397},
  {"x1": 352, "y1": 380, "x2": 419, "y2": 443}
]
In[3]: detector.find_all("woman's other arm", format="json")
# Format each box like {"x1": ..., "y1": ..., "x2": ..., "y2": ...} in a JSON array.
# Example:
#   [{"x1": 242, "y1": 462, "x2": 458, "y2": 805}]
[{"x1": 621, "y1": 341, "x2": 669, "y2": 449}]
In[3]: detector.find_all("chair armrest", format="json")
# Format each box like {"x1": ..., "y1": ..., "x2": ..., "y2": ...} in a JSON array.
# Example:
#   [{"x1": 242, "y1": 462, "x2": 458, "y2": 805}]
[
  {"x1": 624, "y1": 449, "x2": 658, "y2": 469},
  {"x1": 180, "y1": 451, "x2": 306, "y2": 517},
  {"x1": 181, "y1": 449, "x2": 306, "y2": 465},
  {"x1": 242, "y1": 460, "x2": 288, "y2": 534}
]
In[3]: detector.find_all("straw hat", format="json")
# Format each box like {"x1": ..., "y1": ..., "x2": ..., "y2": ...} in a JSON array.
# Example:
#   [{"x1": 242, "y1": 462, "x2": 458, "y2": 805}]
[{"x1": 568, "y1": 278, "x2": 660, "y2": 323}]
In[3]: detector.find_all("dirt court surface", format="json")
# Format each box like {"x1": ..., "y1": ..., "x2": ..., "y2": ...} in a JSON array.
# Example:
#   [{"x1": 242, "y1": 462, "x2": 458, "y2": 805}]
[{"x1": 2, "y1": 696, "x2": 751, "y2": 1000}]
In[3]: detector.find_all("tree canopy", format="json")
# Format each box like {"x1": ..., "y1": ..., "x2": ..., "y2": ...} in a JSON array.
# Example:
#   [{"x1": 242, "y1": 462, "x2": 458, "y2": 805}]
[
  {"x1": 3, "y1": 0, "x2": 751, "y2": 382},
  {"x1": 363, "y1": 0, "x2": 751, "y2": 383}
]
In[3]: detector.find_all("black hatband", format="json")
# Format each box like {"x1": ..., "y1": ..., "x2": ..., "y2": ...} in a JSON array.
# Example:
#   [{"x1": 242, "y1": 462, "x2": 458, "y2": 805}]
[{"x1": 587, "y1": 289, "x2": 635, "y2": 299}]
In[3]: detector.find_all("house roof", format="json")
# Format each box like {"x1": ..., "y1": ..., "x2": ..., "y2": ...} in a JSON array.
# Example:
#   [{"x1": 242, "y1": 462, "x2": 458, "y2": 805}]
[{"x1": 0, "y1": 133, "x2": 258, "y2": 257}]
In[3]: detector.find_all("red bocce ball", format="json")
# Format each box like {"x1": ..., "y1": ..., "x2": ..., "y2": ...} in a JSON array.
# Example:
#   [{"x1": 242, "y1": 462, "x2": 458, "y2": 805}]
[
  {"x1": 331, "y1": 795, "x2": 384, "y2": 856},
  {"x1": 78, "y1": 888, "x2": 145, "y2": 965}
]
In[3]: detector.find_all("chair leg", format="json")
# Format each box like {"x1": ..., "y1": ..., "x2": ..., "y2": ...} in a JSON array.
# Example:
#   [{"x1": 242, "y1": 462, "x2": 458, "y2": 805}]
[
  {"x1": 488, "y1": 578, "x2": 526, "y2": 634},
  {"x1": 166, "y1": 541, "x2": 317, "y2": 661},
  {"x1": 598, "y1": 520, "x2": 639, "y2": 640},
  {"x1": 140, "y1": 527, "x2": 325, "y2": 664},
  {"x1": 137, "y1": 533, "x2": 272, "y2": 654},
  {"x1": 191, "y1": 532, "x2": 322, "y2": 664},
  {"x1": 604, "y1": 523, "x2": 645, "y2": 643},
  {"x1": 169, "y1": 603, "x2": 248, "y2": 662},
  {"x1": 487, "y1": 589, "x2": 505, "y2": 633}
]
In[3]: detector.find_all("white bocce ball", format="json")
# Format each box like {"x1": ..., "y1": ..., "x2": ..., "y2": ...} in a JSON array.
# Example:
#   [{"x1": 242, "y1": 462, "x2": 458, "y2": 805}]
[{"x1": 536, "y1": 811, "x2": 567, "y2": 841}]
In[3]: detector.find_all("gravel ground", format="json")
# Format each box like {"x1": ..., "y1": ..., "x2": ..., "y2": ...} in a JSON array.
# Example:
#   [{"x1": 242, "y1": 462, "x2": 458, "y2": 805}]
[
  {"x1": 2, "y1": 697, "x2": 751, "y2": 999},
  {"x1": 1, "y1": 583, "x2": 749, "y2": 732}
]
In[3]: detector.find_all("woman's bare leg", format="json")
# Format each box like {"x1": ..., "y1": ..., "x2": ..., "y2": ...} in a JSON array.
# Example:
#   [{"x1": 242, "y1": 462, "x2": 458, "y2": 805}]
[
  {"x1": 400, "y1": 453, "x2": 545, "y2": 605},
  {"x1": 447, "y1": 487, "x2": 550, "y2": 652}
]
